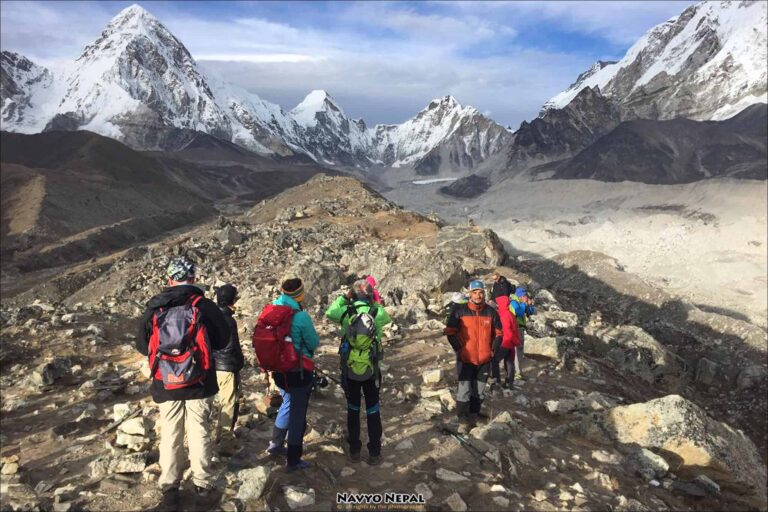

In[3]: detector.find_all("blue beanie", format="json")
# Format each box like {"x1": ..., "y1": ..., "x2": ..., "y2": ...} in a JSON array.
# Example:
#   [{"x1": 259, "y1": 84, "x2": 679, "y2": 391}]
[
  {"x1": 515, "y1": 286, "x2": 527, "y2": 298},
  {"x1": 469, "y1": 280, "x2": 485, "y2": 291}
]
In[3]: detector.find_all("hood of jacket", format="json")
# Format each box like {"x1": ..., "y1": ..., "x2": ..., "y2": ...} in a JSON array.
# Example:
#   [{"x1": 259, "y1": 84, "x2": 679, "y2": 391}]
[{"x1": 273, "y1": 294, "x2": 302, "y2": 311}]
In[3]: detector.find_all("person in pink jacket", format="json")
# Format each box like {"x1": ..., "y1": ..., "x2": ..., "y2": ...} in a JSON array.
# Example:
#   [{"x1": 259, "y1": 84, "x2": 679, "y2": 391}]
[{"x1": 365, "y1": 275, "x2": 383, "y2": 304}]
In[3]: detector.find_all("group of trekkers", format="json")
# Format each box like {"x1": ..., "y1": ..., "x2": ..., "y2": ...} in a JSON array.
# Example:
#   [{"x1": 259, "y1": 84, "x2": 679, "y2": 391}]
[{"x1": 136, "y1": 257, "x2": 533, "y2": 510}]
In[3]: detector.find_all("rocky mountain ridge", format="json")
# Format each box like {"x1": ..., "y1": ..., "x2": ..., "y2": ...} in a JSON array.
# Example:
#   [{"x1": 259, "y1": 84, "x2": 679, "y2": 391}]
[{"x1": 1, "y1": 174, "x2": 766, "y2": 511}]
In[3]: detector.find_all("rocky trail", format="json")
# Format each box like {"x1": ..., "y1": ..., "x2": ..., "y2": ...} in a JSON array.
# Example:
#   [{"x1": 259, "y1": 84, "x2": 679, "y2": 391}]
[{"x1": 1, "y1": 175, "x2": 766, "y2": 511}]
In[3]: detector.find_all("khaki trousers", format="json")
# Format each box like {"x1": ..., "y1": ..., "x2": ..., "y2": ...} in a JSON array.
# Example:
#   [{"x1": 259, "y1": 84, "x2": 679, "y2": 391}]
[
  {"x1": 215, "y1": 371, "x2": 239, "y2": 441},
  {"x1": 158, "y1": 397, "x2": 214, "y2": 491}
]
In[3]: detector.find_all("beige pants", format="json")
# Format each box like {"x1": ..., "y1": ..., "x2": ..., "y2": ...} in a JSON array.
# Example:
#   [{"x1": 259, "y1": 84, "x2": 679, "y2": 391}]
[
  {"x1": 215, "y1": 371, "x2": 239, "y2": 442},
  {"x1": 158, "y1": 397, "x2": 214, "y2": 491}
]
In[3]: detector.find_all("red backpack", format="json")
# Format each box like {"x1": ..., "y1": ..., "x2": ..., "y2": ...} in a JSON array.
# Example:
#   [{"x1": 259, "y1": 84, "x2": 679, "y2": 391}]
[
  {"x1": 252, "y1": 304, "x2": 314, "y2": 372},
  {"x1": 148, "y1": 296, "x2": 212, "y2": 390}
]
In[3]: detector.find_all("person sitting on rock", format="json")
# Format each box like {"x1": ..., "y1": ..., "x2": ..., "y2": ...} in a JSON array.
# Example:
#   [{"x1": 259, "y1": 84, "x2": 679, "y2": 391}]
[
  {"x1": 444, "y1": 279, "x2": 503, "y2": 434},
  {"x1": 325, "y1": 279, "x2": 392, "y2": 465},
  {"x1": 136, "y1": 256, "x2": 231, "y2": 510},
  {"x1": 490, "y1": 273, "x2": 520, "y2": 387},
  {"x1": 213, "y1": 283, "x2": 245, "y2": 456},
  {"x1": 510, "y1": 286, "x2": 536, "y2": 381},
  {"x1": 269, "y1": 278, "x2": 320, "y2": 472}
]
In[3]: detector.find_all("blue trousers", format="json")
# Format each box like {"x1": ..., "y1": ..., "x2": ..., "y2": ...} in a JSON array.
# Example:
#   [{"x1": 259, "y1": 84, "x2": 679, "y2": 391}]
[
  {"x1": 273, "y1": 371, "x2": 313, "y2": 465},
  {"x1": 275, "y1": 389, "x2": 291, "y2": 430}
]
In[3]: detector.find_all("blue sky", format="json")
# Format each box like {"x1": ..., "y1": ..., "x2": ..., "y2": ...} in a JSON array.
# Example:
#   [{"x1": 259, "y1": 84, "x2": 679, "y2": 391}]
[{"x1": 0, "y1": 0, "x2": 694, "y2": 127}]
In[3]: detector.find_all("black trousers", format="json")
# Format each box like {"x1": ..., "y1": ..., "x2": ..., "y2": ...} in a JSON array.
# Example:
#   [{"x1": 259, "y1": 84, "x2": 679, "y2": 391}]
[
  {"x1": 491, "y1": 348, "x2": 515, "y2": 382},
  {"x1": 345, "y1": 377, "x2": 382, "y2": 456}
]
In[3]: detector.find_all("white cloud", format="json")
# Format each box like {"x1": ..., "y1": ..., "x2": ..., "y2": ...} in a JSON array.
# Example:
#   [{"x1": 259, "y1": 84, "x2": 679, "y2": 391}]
[
  {"x1": 445, "y1": 0, "x2": 694, "y2": 46},
  {"x1": 194, "y1": 53, "x2": 324, "y2": 63},
  {"x1": 345, "y1": 4, "x2": 516, "y2": 45}
]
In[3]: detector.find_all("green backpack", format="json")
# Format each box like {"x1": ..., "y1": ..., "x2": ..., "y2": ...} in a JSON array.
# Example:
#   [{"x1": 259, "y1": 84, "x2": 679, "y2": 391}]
[{"x1": 341, "y1": 304, "x2": 381, "y2": 382}]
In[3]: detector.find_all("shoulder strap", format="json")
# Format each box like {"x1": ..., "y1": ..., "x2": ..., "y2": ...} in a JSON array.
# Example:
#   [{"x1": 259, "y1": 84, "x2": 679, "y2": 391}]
[
  {"x1": 340, "y1": 303, "x2": 358, "y2": 324},
  {"x1": 190, "y1": 295, "x2": 204, "y2": 307}
]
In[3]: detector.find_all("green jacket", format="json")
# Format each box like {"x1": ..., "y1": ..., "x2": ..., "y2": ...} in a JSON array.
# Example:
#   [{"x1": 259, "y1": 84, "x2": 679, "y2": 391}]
[{"x1": 325, "y1": 296, "x2": 392, "y2": 339}]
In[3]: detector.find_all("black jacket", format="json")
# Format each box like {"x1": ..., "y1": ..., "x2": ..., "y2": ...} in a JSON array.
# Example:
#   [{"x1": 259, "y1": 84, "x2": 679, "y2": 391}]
[
  {"x1": 215, "y1": 306, "x2": 245, "y2": 373},
  {"x1": 491, "y1": 276, "x2": 514, "y2": 300},
  {"x1": 136, "y1": 284, "x2": 230, "y2": 403}
]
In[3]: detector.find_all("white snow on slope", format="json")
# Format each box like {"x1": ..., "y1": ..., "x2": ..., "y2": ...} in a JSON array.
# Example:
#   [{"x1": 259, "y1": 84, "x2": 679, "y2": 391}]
[{"x1": 544, "y1": 0, "x2": 768, "y2": 119}]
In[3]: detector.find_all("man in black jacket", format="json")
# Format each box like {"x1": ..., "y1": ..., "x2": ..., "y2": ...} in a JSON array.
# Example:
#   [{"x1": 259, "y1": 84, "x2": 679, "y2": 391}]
[
  {"x1": 136, "y1": 257, "x2": 230, "y2": 511},
  {"x1": 214, "y1": 284, "x2": 244, "y2": 455}
]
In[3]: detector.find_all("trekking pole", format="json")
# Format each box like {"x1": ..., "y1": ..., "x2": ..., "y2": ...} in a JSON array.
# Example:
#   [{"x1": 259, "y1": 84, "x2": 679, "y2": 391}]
[
  {"x1": 314, "y1": 367, "x2": 341, "y2": 386},
  {"x1": 440, "y1": 427, "x2": 500, "y2": 468}
]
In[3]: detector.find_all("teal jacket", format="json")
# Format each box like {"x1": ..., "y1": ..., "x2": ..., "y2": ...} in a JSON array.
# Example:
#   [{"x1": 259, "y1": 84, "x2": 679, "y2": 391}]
[
  {"x1": 272, "y1": 294, "x2": 320, "y2": 358},
  {"x1": 325, "y1": 296, "x2": 392, "y2": 339}
]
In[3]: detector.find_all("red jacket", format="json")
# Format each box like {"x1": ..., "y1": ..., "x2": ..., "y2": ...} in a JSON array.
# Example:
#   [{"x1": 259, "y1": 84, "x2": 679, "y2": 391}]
[{"x1": 495, "y1": 295, "x2": 521, "y2": 349}]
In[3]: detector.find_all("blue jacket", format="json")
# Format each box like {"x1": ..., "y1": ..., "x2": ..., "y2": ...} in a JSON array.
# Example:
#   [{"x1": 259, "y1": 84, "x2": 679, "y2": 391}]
[
  {"x1": 509, "y1": 295, "x2": 535, "y2": 327},
  {"x1": 272, "y1": 294, "x2": 320, "y2": 359}
]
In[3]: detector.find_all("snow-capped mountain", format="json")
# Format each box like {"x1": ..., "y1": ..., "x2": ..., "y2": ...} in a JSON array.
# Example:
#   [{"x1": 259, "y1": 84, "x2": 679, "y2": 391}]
[
  {"x1": 0, "y1": 4, "x2": 507, "y2": 172},
  {"x1": 542, "y1": 0, "x2": 768, "y2": 121},
  {"x1": 371, "y1": 96, "x2": 511, "y2": 174},
  {"x1": 287, "y1": 90, "x2": 373, "y2": 167},
  {"x1": 0, "y1": 51, "x2": 60, "y2": 132}
]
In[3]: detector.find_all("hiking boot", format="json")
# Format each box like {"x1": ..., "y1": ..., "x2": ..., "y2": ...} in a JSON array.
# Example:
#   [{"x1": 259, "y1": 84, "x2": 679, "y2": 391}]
[
  {"x1": 514, "y1": 372, "x2": 524, "y2": 381},
  {"x1": 367, "y1": 454, "x2": 382, "y2": 466},
  {"x1": 457, "y1": 420, "x2": 471, "y2": 435},
  {"x1": 266, "y1": 441, "x2": 287, "y2": 457},
  {"x1": 151, "y1": 488, "x2": 179, "y2": 512},
  {"x1": 349, "y1": 451, "x2": 362, "y2": 463},
  {"x1": 285, "y1": 460, "x2": 311, "y2": 473},
  {"x1": 501, "y1": 379, "x2": 511, "y2": 389}
]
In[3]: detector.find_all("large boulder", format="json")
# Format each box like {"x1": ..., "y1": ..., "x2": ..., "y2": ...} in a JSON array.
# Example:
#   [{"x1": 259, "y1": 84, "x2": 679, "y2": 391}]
[
  {"x1": 525, "y1": 336, "x2": 566, "y2": 359},
  {"x1": 583, "y1": 325, "x2": 685, "y2": 383},
  {"x1": 435, "y1": 225, "x2": 507, "y2": 266},
  {"x1": 579, "y1": 394, "x2": 766, "y2": 498},
  {"x1": 527, "y1": 310, "x2": 579, "y2": 337},
  {"x1": 343, "y1": 241, "x2": 467, "y2": 305},
  {"x1": 283, "y1": 262, "x2": 344, "y2": 309}
]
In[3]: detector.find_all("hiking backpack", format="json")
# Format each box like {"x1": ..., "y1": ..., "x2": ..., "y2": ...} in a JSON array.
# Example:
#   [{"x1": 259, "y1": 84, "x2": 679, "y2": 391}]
[
  {"x1": 252, "y1": 304, "x2": 314, "y2": 373},
  {"x1": 148, "y1": 295, "x2": 212, "y2": 390},
  {"x1": 340, "y1": 305, "x2": 381, "y2": 382}
]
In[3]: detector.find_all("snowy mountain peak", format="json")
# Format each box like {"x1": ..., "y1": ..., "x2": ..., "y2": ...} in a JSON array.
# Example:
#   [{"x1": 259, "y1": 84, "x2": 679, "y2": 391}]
[
  {"x1": 542, "y1": 0, "x2": 767, "y2": 121},
  {"x1": 291, "y1": 89, "x2": 345, "y2": 128},
  {"x1": 427, "y1": 95, "x2": 461, "y2": 110},
  {"x1": 109, "y1": 3, "x2": 158, "y2": 27}
]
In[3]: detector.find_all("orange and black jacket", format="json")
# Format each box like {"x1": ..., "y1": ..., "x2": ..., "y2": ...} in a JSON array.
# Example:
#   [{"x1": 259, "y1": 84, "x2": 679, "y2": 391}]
[{"x1": 444, "y1": 302, "x2": 503, "y2": 365}]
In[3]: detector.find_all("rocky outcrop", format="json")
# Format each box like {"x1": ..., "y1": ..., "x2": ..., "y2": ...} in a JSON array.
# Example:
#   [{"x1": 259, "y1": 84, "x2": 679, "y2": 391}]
[
  {"x1": 583, "y1": 324, "x2": 686, "y2": 384},
  {"x1": 579, "y1": 394, "x2": 767, "y2": 498}
]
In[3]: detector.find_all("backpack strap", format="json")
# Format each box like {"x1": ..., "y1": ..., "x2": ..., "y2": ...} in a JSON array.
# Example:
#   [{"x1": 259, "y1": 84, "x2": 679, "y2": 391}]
[
  {"x1": 339, "y1": 302, "x2": 357, "y2": 324},
  {"x1": 190, "y1": 295, "x2": 204, "y2": 307}
]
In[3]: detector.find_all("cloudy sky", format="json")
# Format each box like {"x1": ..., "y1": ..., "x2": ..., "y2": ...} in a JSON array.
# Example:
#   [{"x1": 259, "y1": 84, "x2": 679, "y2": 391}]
[{"x1": 0, "y1": 0, "x2": 694, "y2": 127}]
